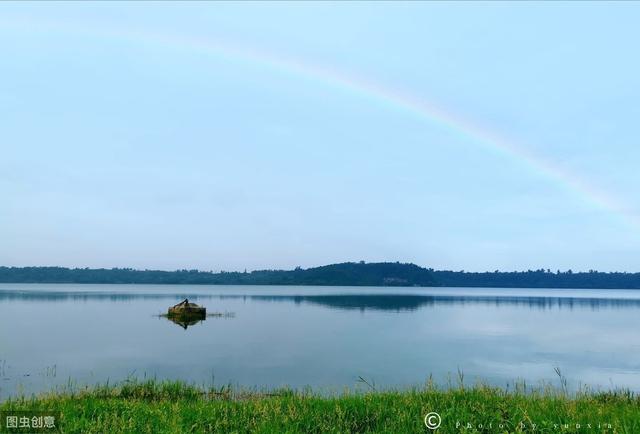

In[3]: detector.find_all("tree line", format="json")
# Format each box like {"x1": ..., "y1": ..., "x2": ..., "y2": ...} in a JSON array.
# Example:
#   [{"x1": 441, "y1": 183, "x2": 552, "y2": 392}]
[{"x1": 1, "y1": 262, "x2": 639, "y2": 288}]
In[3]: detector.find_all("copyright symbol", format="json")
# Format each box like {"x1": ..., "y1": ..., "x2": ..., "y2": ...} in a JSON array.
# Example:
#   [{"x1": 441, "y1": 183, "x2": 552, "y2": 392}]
[{"x1": 424, "y1": 412, "x2": 441, "y2": 430}]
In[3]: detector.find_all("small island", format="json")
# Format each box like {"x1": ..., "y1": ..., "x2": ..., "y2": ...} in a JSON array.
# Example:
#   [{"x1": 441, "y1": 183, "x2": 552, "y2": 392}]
[{"x1": 167, "y1": 299, "x2": 206, "y2": 319}]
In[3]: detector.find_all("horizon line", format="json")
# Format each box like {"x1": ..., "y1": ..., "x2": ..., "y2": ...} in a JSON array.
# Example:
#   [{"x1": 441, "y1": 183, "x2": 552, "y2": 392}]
[{"x1": 1, "y1": 262, "x2": 638, "y2": 274}]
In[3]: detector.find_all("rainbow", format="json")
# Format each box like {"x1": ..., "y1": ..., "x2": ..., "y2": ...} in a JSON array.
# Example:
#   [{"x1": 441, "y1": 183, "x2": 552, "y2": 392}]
[{"x1": 4, "y1": 17, "x2": 637, "y2": 230}]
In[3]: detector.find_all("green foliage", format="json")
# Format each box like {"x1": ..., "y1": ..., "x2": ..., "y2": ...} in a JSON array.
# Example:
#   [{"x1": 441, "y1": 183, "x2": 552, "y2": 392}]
[
  {"x1": 2, "y1": 262, "x2": 640, "y2": 288},
  {"x1": 2, "y1": 380, "x2": 639, "y2": 433},
  {"x1": 0, "y1": 263, "x2": 437, "y2": 286}
]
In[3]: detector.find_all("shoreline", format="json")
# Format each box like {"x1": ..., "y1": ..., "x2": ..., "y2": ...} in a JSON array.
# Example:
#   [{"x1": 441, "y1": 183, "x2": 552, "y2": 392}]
[{"x1": 3, "y1": 262, "x2": 640, "y2": 289}]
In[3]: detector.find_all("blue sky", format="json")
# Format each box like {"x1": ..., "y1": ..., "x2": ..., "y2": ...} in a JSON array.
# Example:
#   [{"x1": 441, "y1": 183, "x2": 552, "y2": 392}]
[{"x1": 1, "y1": 2, "x2": 639, "y2": 271}]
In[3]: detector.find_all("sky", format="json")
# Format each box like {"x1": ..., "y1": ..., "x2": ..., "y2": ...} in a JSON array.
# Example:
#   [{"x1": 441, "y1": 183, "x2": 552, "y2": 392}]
[{"x1": 1, "y1": 2, "x2": 640, "y2": 272}]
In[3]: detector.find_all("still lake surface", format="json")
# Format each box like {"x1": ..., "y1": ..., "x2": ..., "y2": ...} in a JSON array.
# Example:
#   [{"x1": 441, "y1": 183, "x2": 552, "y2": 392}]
[{"x1": 1, "y1": 284, "x2": 640, "y2": 399}]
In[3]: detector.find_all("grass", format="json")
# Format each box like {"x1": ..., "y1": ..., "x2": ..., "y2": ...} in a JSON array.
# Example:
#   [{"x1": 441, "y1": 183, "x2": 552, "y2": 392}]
[{"x1": 1, "y1": 379, "x2": 639, "y2": 433}]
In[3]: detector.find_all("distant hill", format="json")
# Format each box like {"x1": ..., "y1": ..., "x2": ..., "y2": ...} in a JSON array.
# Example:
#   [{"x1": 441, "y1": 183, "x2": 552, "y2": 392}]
[{"x1": 1, "y1": 262, "x2": 640, "y2": 288}]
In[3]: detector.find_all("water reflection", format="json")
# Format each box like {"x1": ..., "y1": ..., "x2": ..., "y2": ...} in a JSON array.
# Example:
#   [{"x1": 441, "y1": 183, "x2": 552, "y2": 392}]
[
  {"x1": 0, "y1": 291, "x2": 198, "y2": 302},
  {"x1": 2, "y1": 289, "x2": 640, "y2": 311},
  {"x1": 227, "y1": 294, "x2": 640, "y2": 311},
  {"x1": 164, "y1": 315, "x2": 205, "y2": 330},
  {"x1": 2, "y1": 284, "x2": 640, "y2": 397}
]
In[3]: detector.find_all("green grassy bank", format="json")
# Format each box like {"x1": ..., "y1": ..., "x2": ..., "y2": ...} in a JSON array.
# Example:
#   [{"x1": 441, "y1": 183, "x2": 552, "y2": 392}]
[{"x1": 1, "y1": 380, "x2": 639, "y2": 433}]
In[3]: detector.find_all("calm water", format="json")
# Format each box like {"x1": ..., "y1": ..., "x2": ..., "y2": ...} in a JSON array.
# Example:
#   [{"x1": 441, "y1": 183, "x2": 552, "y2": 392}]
[{"x1": 1, "y1": 284, "x2": 640, "y2": 399}]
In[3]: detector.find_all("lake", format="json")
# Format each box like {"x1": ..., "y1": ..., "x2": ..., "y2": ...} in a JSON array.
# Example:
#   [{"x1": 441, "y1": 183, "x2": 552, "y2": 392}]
[{"x1": 1, "y1": 284, "x2": 640, "y2": 399}]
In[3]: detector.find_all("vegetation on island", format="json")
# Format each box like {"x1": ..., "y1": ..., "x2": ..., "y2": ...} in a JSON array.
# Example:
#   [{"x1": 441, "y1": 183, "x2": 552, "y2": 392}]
[
  {"x1": 2, "y1": 262, "x2": 640, "y2": 288},
  {"x1": 1, "y1": 379, "x2": 638, "y2": 433}
]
